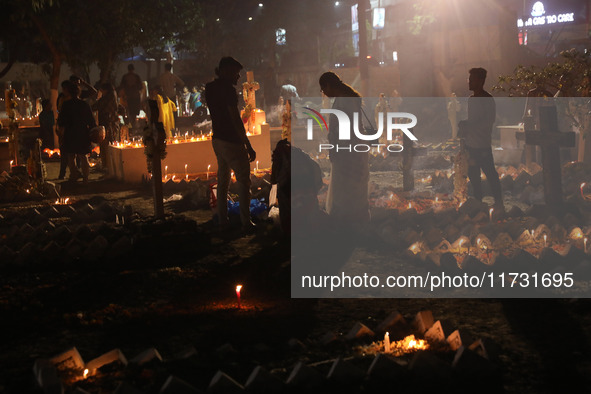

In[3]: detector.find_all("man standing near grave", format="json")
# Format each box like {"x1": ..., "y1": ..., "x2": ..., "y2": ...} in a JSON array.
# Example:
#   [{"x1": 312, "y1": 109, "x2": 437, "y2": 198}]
[
  {"x1": 458, "y1": 67, "x2": 503, "y2": 209},
  {"x1": 205, "y1": 57, "x2": 257, "y2": 233},
  {"x1": 119, "y1": 64, "x2": 143, "y2": 125},
  {"x1": 159, "y1": 63, "x2": 184, "y2": 104}
]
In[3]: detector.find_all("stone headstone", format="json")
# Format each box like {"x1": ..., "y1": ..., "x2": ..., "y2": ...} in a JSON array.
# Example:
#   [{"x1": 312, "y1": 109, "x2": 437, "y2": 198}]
[
  {"x1": 160, "y1": 375, "x2": 202, "y2": 394},
  {"x1": 424, "y1": 320, "x2": 454, "y2": 343},
  {"x1": 244, "y1": 366, "x2": 285, "y2": 393},
  {"x1": 287, "y1": 338, "x2": 306, "y2": 351},
  {"x1": 327, "y1": 357, "x2": 365, "y2": 385},
  {"x1": 286, "y1": 361, "x2": 323, "y2": 389},
  {"x1": 408, "y1": 351, "x2": 452, "y2": 384},
  {"x1": 209, "y1": 371, "x2": 245, "y2": 394},
  {"x1": 33, "y1": 359, "x2": 64, "y2": 394},
  {"x1": 86, "y1": 348, "x2": 127, "y2": 373},
  {"x1": 129, "y1": 347, "x2": 162, "y2": 366},
  {"x1": 366, "y1": 353, "x2": 406, "y2": 381},
  {"x1": 413, "y1": 310, "x2": 434, "y2": 334},
  {"x1": 447, "y1": 330, "x2": 474, "y2": 352},
  {"x1": 319, "y1": 331, "x2": 338, "y2": 345},
  {"x1": 344, "y1": 322, "x2": 375, "y2": 340},
  {"x1": 49, "y1": 347, "x2": 85, "y2": 372},
  {"x1": 452, "y1": 346, "x2": 497, "y2": 381},
  {"x1": 375, "y1": 311, "x2": 406, "y2": 334}
]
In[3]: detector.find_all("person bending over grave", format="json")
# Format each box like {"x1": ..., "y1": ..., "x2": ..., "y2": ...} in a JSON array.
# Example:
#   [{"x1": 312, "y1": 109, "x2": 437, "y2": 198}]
[
  {"x1": 205, "y1": 57, "x2": 257, "y2": 233},
  {"x1": 458, "y1": 67, "x2": 503, "y2": 210},
  {"x1": 319, "y1": 71, "x2": 370, "y2": 230}
]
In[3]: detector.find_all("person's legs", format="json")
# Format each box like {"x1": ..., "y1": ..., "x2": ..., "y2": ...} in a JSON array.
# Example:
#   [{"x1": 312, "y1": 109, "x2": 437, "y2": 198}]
[
  {"x1": 212, "y1": 139, "x2": 231, "y2": 227},
  {"x1": 467, "y1": 149, "x2": 483, "y2": 201},
  {"x1": 480, "y1": 149, "x2": 503, "y2": 204},
  {"x1": 78, "y1": 154, "x2": 90, "y2": 183},
  {"x1": 58, "y1": 147, "x2": 68, "y2": 179},
  {"x1": 67, "y1": 154, "x2": 81, "y2": 181},
  {"x1": 229, "y1": 151, "x2": 252, "y2": 227}
]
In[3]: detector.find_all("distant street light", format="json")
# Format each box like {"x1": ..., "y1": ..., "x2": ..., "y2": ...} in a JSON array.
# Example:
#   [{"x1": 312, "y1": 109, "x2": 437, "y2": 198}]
[
  {"x1": 259, "y1": 3, "x2": 263, "y2": 6},
  {"x1": 335, "y1": 1, "x2": 340, "y2": 6},
  {"x1": 248, "y1": 16, "x2": 253, "y2": 21}
]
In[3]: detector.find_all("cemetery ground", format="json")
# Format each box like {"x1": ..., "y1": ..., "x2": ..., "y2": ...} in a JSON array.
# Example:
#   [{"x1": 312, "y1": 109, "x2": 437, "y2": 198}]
[{"x1": 1, "y1": 161, "x2": 591, "y2": 393}]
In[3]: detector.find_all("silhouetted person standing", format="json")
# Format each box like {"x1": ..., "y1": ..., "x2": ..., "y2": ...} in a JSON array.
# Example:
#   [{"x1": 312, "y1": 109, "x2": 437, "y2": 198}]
[
  {"x1": 319, "y1": 71, "x2": 370, "y2": 229},
  {"x1": 458, "y1": 67, "x2": 503, "y2": 208},
  {"x1": 57, "y1": 81, "x2": 95, "y2": 183},
  {"x1": 159, "y1": 63, "x2": 184, "y2": 103},
  {"x1": 119, "y1": 64, "x2": 143, "y2": 125},
  {"x1": 205, "y1": 57, "x2": 257, "y2": 233}
]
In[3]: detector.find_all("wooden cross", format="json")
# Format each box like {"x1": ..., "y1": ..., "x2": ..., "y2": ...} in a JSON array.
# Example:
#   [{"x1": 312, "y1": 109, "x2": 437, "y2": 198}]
[{"x1": 525, "y1": 106, "x2": 575, "y2": 206}]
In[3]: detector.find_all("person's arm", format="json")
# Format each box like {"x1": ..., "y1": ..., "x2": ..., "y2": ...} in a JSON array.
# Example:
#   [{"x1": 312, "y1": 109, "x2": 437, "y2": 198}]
[{"x1": 79, "y1": 78, "x2": 98, "y2": 97}]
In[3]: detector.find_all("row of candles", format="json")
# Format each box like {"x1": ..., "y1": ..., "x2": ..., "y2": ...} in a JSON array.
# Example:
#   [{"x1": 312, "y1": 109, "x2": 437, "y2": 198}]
[{"x1": 160, "y1": 161, "x2": 264, "y2": 182}]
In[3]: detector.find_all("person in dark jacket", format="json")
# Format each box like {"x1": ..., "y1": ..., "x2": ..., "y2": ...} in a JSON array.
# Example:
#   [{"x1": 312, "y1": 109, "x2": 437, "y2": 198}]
[{"x1": 57, "y1": 81, "x2": 96, "y2": 183}]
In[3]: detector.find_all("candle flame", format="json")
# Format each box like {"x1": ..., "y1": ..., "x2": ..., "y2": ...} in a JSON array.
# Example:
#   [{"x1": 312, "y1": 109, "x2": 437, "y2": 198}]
[
  {"x1": 236, "y1": 285, "x2": 242, "y2": 293},
  {"x1": 83, "y1": 369, "x2": 89, "y2": 378}
]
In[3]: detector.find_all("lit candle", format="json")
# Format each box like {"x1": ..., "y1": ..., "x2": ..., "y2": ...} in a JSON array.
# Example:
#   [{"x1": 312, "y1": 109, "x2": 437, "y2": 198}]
[
  {"x1": 408, "y1": 202, "x2": 412, "y2": 210},
  {"x1": 165, "y1": 165, "x2": 168, "y2": 180},
  {"x1": 459, "y1": 239, "x2": 464, "y2": 254},
  {"x1": 83, "y1": 369, "x2": 89, "y2": 379},
  {"x1": 236, "y1": 285, "x2": 242, "y2": 308},
  {"x1": 185, "y1": 164, "x2": 188, "y2": 180},
  {"x1": 256, "y1": 160, "x2": 259, "y2": 171},
  {"x1": 581, "y1": 183, "x2": 586, "y2": 199},
  {"x1": 207, "y1": 164, "x2": 211, "y2": 180},
  {"x1": 384, "y1": 332, "x2": 391, "y2": 353},
  {"x1": 489, "y1": 207, "x2": 494, "y2": 222},
  {"x1": 585, "y1": 237, "x2": 588, "y2": 253},
  {"x1": 543, "y1": 234, "x2": 547, "y2": 247}
]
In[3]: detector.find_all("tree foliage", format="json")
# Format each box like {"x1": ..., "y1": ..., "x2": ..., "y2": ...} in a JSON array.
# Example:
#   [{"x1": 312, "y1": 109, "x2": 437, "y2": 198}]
[{"x1": 494, "y1": 49, "x2": 591, "y2": 97}]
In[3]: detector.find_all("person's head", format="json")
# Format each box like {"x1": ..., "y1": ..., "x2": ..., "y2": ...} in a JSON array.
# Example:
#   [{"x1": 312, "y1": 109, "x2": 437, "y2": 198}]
[
  {"x1": 62, "y1": 80, "x2": 79, "y2": 98},
  {"x1": 192, "y1": 85, "x2": 199, "y2": 93},
  {"x1": 165, "y1": 63, "x2": 173, "y2": 72},
  {"x1": 128, "y1": 64, "x2": 135, "y2": 72},
  {"x1": 215, "y1": 57, "x2": 243, "y2": 85},
  {"x1": 100, "y1": 83, "x2": 115, "y2": 97},
  {"x1": 41, "y1": 99, "x2": 51, "y2": 110},
  {"x1": 468, "y1": 67, "x2": 487, "y2": 91},
  {"x1": 319, "y1": 71, "x2": 360, "y2": 98},
  {"x1": 69, "y1": 75, "x2": 82, "y2": 85},
  {"x1": 183, "y1": 86, "x2": 189, "y2": 93}
]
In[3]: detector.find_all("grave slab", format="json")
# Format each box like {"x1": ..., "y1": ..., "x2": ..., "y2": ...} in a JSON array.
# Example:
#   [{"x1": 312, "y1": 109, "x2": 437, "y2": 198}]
[
  {"x1": 344, "y1": 322, "x2": 375, "y2": 340},
  {"x1": 244, "y1": 366, "x2": 285, "y2": 393},
  {"x1": 108, "y1": 125, "x2": 273, "y2": 183},
  {"x1": 208, "y1": 370, "x2": 245, "y2": 394},
  {"x1": 160, "y1": 375, "x2": 203, "y2": 394},
  {"x1": 86, "y1": 348, "x2": 127, "y2": 374},
  {"x1": 367, "y1": 353, "x2": 407, "y2": 381},
  {"x1": 375, "y1": 311, "x2": 406, "y2": 334},
  {"x1": 327, "y1": 357, "x2": 365, "y2": 385},
  {"x1": 286, "y1": 361, "x2": 323, "y2": 389},
  {"x1": 129, "y1": 348, "x2": 163, "y2": 366},
  {"x1": 413, "y1": 310, "x2": 434, "y2": 334},
  {"x1": 49, "y1": 347, "x2": 85, "y2": 372}
]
